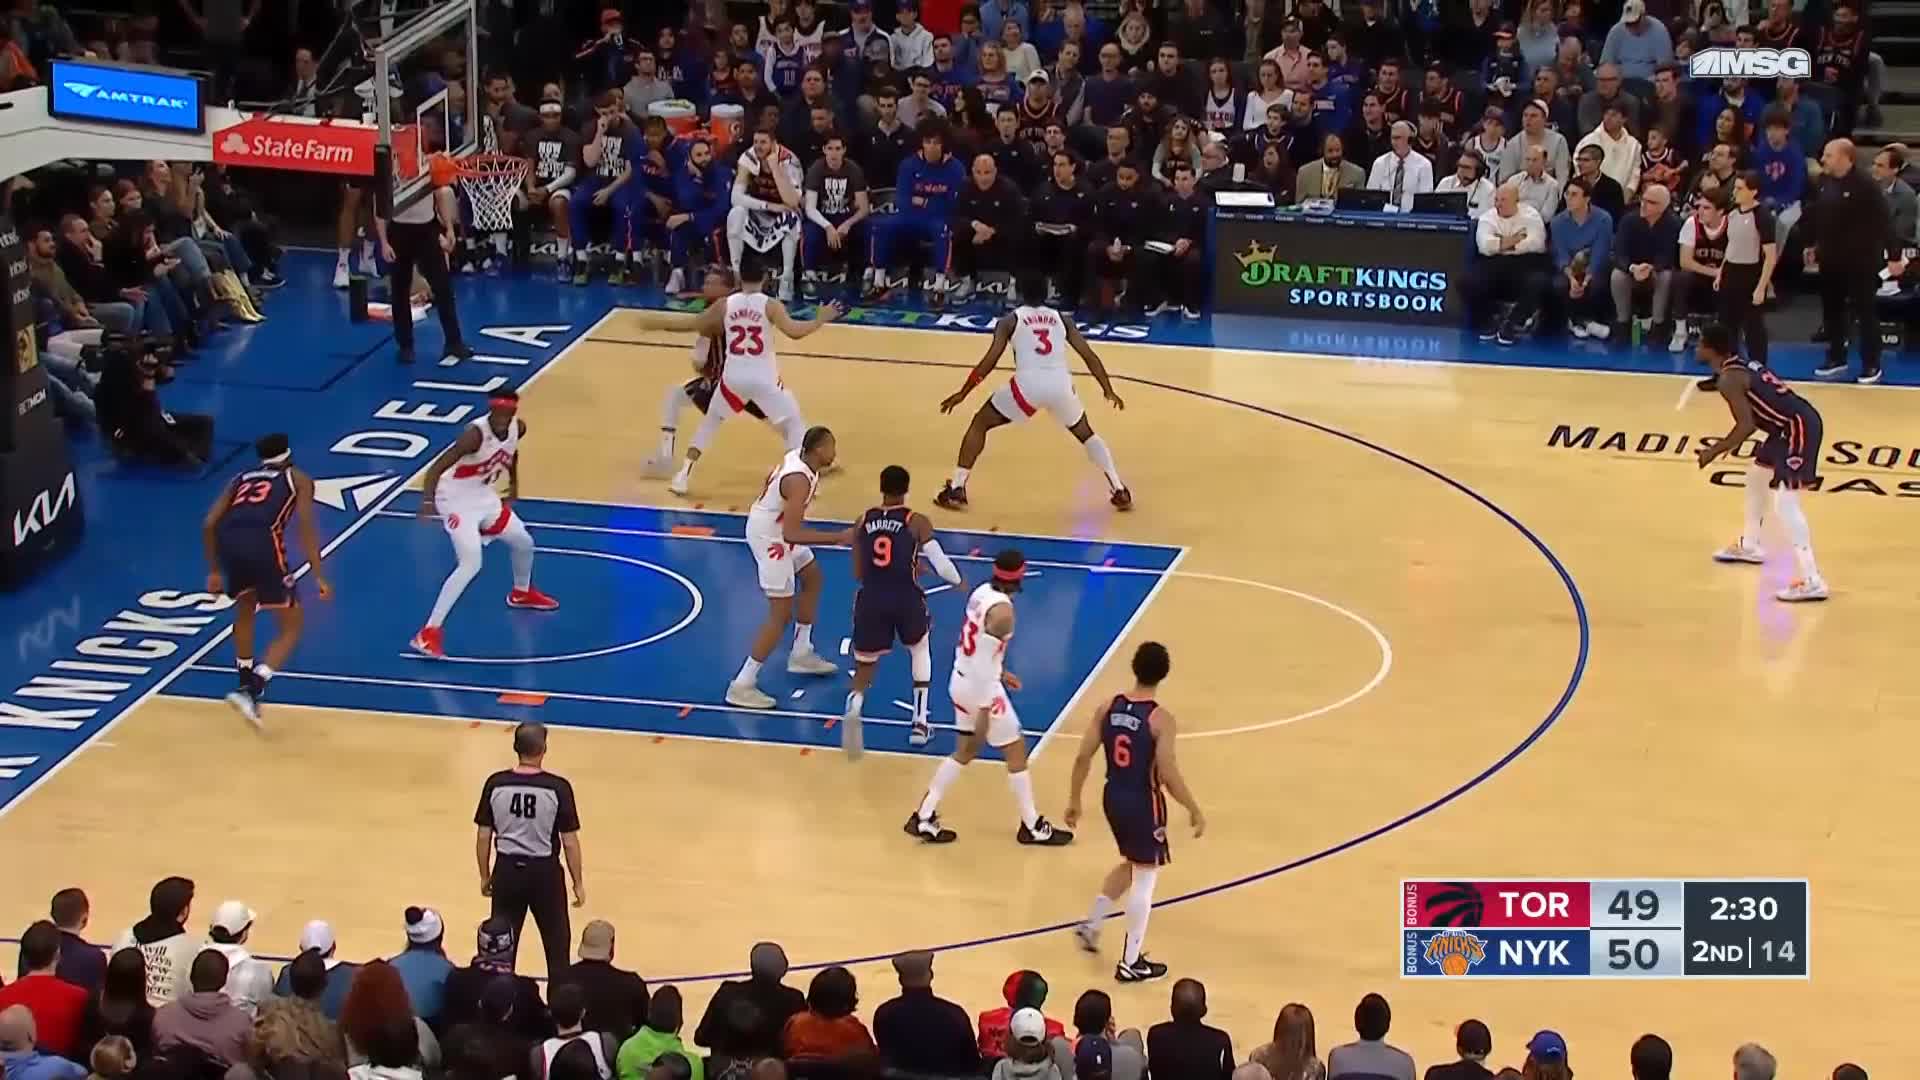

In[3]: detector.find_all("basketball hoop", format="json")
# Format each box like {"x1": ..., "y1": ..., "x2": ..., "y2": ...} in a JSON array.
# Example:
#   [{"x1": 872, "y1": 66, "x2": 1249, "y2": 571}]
[{"x1": 442, "y1": 152, "x2": 529, "y2": 234}]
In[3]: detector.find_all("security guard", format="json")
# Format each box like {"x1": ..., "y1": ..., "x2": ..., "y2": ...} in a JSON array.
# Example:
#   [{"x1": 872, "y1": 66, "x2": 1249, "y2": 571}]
[{"x1": 474, "y1": 722, "x2": 584, "y2": 977}]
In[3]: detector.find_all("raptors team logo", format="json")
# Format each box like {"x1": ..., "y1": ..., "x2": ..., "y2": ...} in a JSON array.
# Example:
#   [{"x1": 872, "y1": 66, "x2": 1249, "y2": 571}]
[
  {"x1": 1421, "y1": 930, "x2": 1488, "y2": 976},
  {"x1": 1786, "y1": 455, "x2": 1805, "y2": 470}
]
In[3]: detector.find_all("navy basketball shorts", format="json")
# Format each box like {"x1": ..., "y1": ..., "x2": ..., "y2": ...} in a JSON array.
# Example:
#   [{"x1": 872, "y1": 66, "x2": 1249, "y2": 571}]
[
  {"x1": 850, "y1": 586, "x2": 929, "y2": 663},
  {"x1": 218, "y1": 532, "x2": 294, "y2": 608},
  {"x1": 1103, "y1": 787, "x2": 1172, "y2": 867},
  {"x1": 1754, "y1": 410, "x2": 1822, "y2": 490}
]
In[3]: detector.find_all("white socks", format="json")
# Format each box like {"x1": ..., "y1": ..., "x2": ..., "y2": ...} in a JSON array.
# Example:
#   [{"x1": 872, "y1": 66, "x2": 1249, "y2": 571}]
[
  {"x1": 794, "y1": 622, "x2": 814, "y2": 654},
  {"x1": 735, "y1": 656, "x2": 763, "y2": 685},
  {"x1": 660, "y1": 384, "x2": 697, "y2": 457},
  {"x1": 909, "y1": 635, "x2": 931, "y2": 725},
  {"x1": 1087, "y1": 893, "x2": 1116, "y2": 927},
  {"x1": 558, "y1": 239, "x2": 573, "y2": 260},
  {"x1": 1008, "y1": 769, "x2": 1040, "y2": 829},
  {"x1": 918, "y1": 756, "x2": 964, "y2": 819},
  {"x1": 1123, "y1": 867, "x2": 1159, "y2": 965},
  {"x1": 255, "y1": 664, "x2": 275, "y2": 684},
  {"x1": 1774, "y1": 487, "x2": 1820, "y2": 581},
  {"x1": 502, "y1": 516, "x2": 535, "y2": 590},
  {"x1": 1742, "y1": 464, "x2": 1770, "y2": 547},
  {"x1": 1084, "y1": 435, "x2": 1123, "y2": 490},
  {"x1": 950, "y1": 466, "x2": 970, "y2": 489}
]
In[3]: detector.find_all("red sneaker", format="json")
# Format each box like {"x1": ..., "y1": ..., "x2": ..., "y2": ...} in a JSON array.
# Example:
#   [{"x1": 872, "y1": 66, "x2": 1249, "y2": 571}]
[
  {"x1": 507, "y1": 586, "x2": 560, "y2": 611},
  {"x1": 409, "y1": 626, "x2": 445, "y2": 658}
]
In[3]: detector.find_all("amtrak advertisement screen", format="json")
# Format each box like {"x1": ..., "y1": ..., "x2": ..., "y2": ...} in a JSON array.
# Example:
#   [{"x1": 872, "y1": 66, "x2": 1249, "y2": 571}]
[{"x1": 49, "y1": 59, "x2": 205, "y2": 134}]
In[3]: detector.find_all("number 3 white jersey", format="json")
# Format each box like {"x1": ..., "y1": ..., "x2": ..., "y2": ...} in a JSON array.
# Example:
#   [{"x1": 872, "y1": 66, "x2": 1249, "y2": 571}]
[
  {"x1": 952, "y1": 582, "x2": 1013, "y2": 690},
  {"x1": 437, "y1": 418, "x2": 518, "y2": 511},
  {"x1": 1010, "y1": 305, "x2": 1069, "y2": 376},
  {"x1": 723, "y1": 291, "x2": 779, "y2": 387}
]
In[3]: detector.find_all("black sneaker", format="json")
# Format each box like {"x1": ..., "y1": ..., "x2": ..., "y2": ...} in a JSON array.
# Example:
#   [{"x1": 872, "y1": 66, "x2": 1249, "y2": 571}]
[
  {"x1": 933, "y1": 483, "x2": 968, "y2": 510},
  {"x1": 1476, "y1": 322, "x2": 1500, "y2": 342},
  {"x1": 1810, "y1": 324, "x2": 1830, "y2": 344},
  {"x1": 1495, "y1": 324, "x2": 1521, "y2": 347},
  {"x1": 1110, "y1": 487, "x2": 1133, "y2": 511},
  {"x1": 1858, "y1": 367, "x2": 1884, "y2": 385},
  {"x1": 253, "y1": 268, "x2": 286, "y2": 290},
  {"x1": 1696, "y1": 375, "x2": 1718, "y2": 392},
  {"x1": 445, "y1": 342, "x2": 474, "y2": 362},
  {"x1": 1017, "y1": 817, "x2": 1073, "y2": 846},
  {"x1": 1814, "y1": 362, "x2": 1849, "y2": 379},
  {"x1": 904, "y1": 811, "x2": 957, "y2": 844},
  {"x1": 1115, "y1": 955, "x2": 1169, "y2": 983},
  {"x1": 397, "y1": 346, "x2": 415, "y2": 365}
]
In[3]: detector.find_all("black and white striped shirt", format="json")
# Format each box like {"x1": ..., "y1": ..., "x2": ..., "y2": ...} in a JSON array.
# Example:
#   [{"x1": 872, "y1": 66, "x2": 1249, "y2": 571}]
[{"x1": 475, "y1": 769, "x2": 580, "y2": 859}]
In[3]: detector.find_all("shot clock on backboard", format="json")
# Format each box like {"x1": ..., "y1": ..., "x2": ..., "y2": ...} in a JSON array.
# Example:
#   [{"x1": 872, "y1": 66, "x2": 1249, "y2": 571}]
[{"x1": 1402, "y1": 879, "x2": 1809, "y2": 979}]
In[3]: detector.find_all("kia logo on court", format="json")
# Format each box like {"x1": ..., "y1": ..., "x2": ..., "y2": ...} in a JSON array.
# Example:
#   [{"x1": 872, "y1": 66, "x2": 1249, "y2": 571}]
[{"x1": 12, "y1": 472, "x2": 76, "y2": 546}]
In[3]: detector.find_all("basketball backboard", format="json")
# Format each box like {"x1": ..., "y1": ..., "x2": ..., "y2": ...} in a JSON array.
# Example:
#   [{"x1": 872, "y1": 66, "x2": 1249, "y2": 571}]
[{"x1": 373, "y1": 0, "x2": 478, "y2": 212}]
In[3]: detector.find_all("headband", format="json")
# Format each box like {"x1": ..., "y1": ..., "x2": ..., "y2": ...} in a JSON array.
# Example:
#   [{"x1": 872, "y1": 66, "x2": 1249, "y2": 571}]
[
  {"x1": 489, "y1": 396, "x2": 519, "y2": 409},
  {"x1": 992, "y1": 563, "x2": 1025, "y2": 583}
]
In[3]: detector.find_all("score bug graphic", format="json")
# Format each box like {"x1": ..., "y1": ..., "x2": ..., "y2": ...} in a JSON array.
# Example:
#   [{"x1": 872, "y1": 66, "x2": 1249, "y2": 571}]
[{"x1": 1402, "y1": 879, "x2": 1810, "y2": 979}]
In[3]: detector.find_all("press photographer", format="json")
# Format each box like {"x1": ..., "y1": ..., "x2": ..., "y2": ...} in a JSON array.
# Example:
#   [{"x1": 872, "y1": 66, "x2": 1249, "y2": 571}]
[{"x1": 91, "y1": 333, "x2": 213, "y2": 466}]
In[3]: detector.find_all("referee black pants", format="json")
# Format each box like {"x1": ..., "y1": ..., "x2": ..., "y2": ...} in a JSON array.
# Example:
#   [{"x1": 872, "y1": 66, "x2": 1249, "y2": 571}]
[
  {"x1": 490, "y1": 855, "x2": 571, "y2": 978},
  {"x1": 1818, "y1": 264, "x2": 1883, "y2": 375},
  {"x1": 386, "y1": 220, "x2": 466, "y2": 359},
  {"x1": 1716, "y1": 261, "x2": 1769, "y2": 368}
]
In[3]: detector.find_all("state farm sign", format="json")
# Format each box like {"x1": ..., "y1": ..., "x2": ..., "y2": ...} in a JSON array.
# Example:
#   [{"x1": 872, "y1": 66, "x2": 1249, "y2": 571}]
[{"x1": 211, "y1": 117, "x2": 419, "y2": 177}]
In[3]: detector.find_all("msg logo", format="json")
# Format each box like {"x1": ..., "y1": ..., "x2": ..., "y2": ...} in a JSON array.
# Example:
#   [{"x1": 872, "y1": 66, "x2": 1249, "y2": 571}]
[{"x1": 1689, "y1": 47, "x2": 1811, "y2": 79}]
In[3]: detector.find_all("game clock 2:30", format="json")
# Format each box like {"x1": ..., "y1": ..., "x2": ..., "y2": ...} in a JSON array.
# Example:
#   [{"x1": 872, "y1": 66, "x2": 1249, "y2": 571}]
[{"x1": 1682, "y1": 880, "x2": 1809, "y2": 977}]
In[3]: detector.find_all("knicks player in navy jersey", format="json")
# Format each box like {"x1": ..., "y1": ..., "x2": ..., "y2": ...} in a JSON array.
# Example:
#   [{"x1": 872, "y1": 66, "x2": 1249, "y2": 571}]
[
  {"x1": 1695, "y1": 323, "x2": 1829, "y2": 601},
  {"x1": 202, "y1": 435, "x2": 331, "y2": 727},
  {"x1": 842, "y1": 466, "x2": 964, "y2": 758},
  {"x1": 1065, "y1": 642, "x2": 1205, "y2": 982}
]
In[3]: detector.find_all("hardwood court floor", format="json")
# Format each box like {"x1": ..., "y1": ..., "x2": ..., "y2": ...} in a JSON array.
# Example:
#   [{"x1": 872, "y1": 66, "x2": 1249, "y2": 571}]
[{"x1": 5, "y1": 316, "x2": 1916, "y2": 1071}]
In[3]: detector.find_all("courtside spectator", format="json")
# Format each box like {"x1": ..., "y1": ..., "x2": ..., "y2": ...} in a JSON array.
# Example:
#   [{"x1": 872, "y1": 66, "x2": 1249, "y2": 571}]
[
  {"x1": 0, "y1": 922, "x2": 86, "y2": 1058},
  {"x1": 1875, "y1": 147, "x2": 1918, "y2": 246},
  {"x1": 1598, "y1": 0, "x2": 1672, "y2": 80},
  {"x1": 873, "y1": 950, "x2": 978, "y2": 1077},
  {"x1": 1751, "y1": 112, "x2": 1807, "y2": 236},
  {"x1": 1235, "y1": 1067, "x2": 1275, "y2": 1080},
  {"x1": 205, "y1": 902, "x2": 274, "y2": 1018},
  {"x1": 1831, "y1": 1066, "x2": 1866, "y2": 1080},
  {"x1": 29, "y1": 229, "x2": 136, "y2": 337},
  {"x1": 692, "y1": 944, "x2": 803, "y2": 1061},
  {"x1": 345, "y1": 1002, "x2": 424, "y2": 1080},
  {"x1": 1552, "y1": 177, "x2": 1616, "y2": 339},
  {"x1": 1611, "y1": 183, "x2": 1683, "y2": 349},
  {"x1": 565, "y1": 920, "x2": 648, "y2": 1043},
  {"x1": 1571, "y1": 144, "x2": 1626, "y2": 221},
  {"x1": 1146, "y1": 979, "x2": 1233, "y2": 1080},
  {"x1": 1151, "y1": 163, "x2": 1209, "y2": 318},
  {"x1": 1327, "y1": 994, "x2": 1415, "y2": 1080},
  {"x1": 249, "y1": 950, "x2": 345, "y2": 1080},
  {"x1": 1732, "y1": 1043, "x2": 1774, "y2": 1080},
  {"x1": 1521, "y1": 1032, "x2": 1570, "y2": 1080},
  {"x1": 1249, "y1": 1003, "x2": 1324, "y2": 1080},
  {"x1": 1576, "y1": 102, "x2": 1642, "y2": 197},
  {"x1": 1295, "y1": 135, "x2": 1364, "y2": 203},
  {"x1": 1498, "y1": 100, "x2": 1569, "y2": 184},
  {"x1": 1424, "y1": 1020, "x2": 1491, "y2": 1080},
  {"x1": 110, "y1": 877, "x2": 199, "y2": 1007},
  {"x1": 1, "y1": 1006, "x2": 85, "y2": 1080},
  {"x1": 978, "y1": 971, "x2": 1064, "y2": 1062},
  {"x1": 274, "y1": 922, "x2": 356, "y2": 1020},
  {"x1": 152, "y1": 951, "x2": 250, "y2": 1069},
  {"x1": 445, "y1": 980, "x2": 536, "y2": 1080},
  {"x1": 87, "y1": 1035, "x2": 137, "y2": 1080},
  {"x1": 781, "y1": 967, "x2": 875, "y2": 1067},
  {"x1": 1084, "y1": 159, "x2": 1156, "y2": 317},
  {"x1": 1065, "y1": 990, "x2": 1144, "y2": 1080},
  {"x1": 75, "y1": 950, "x2": 154, "y2": 1063},
  {"x1": 1629, "y1": 1034, "x2": 1671, "y2": 1080},
  {"x1": 532, "y1": 984, "x2": 614, "y2": 1080},
  {"x1": 699, "y1": 999, "x2": 765, "y2": 1079},
  {"x1": 617, "y1": 988, "x2": 703, "y2": 1080},
  {"x1": 951, "y1": 154, "x2": 1027, "y2": 304},
  {"x1": 389, "y1": 908, "x2": 452, "y2": 1029},
  {"x1": 1436, "y1": 151, "x2": 1496, "y2": 218},
  {"x1": 995, "y1": 1008, "x2": 1063, "y2": 1080},
  {"x1": 442, "y1": 919, "x2": 550, "y2": 1043},
  {"x1": 341, "y1": 962, "x2": 440, "y2": 1072}
]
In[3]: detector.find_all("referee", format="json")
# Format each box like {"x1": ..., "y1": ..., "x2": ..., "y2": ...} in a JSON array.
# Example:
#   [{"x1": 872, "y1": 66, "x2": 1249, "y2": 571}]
[
  {"x1": 474, "y1": 722, "x2": 583, "y2": 978},
  {"x1": 1697, "y1": 173, "x2": 1780, "y2": 393},
  {"x1": 374, "y1": 169, "x2": 472, "y2": 366}
]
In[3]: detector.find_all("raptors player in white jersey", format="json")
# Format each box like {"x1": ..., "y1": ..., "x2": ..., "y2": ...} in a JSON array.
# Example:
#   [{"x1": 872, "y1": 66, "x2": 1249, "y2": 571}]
[
  {"x1": 935, "y1": 274, "x2": 1131, "y2": 511},
  {"x1": 633, "y1": 267, "x2": 776, "y2": 472},
  {"x1": 672, "y1": 260, "x2": 844, "y2": 496},
  {"x1": 905, "y1": 549, "x2": 1074, "y2": 847},
  {"x1": 410, "y1": 391, "x2": 558, "y2": 658},
  {"x1": 728, "y1": 425, "x2": 848, "y2": 709}
]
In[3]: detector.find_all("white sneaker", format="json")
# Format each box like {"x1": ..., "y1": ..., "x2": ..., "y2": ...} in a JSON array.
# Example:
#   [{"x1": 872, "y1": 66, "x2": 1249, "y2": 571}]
[
  {"x1": 224, "y1": 688, "x2": 262, "y2": 730},
  {"x1": 908, "y1": 718, "x2": 931, "y2": 747},
  {"x1": 787, "y1": 650, "x2": 837, "y2": 676},
  {"x1": 332, "y1": 260, "x2": 350, "y2": 289},
  {"x1": 664, "y1": 268, "x2": 685, "y2": 294},
  {"x1": 1776, "y1": 577, "x2": 1830, "y2": 602},
  {"x1": 1713, "y1": 541, "x2": 1766, "y2": 564},
  {"x1": 1669, "y1": 321, "x2": 1689, "y2": 353},
  {"x1": 667, "y1": 469, "x2": 692, "y2": 496},
  {"x1": 725, "y1": 680, "x2": 776, "y2": 708},
  {"x1": 1074, "y1": 922, "x2": 1100, "y2": 953},
  {"x1": 1585, "y1": 320, "x2": 1612, "y2": 340},
  {"x1": 1570, "y1": 321, "x2": 1590, "y2": 339}
]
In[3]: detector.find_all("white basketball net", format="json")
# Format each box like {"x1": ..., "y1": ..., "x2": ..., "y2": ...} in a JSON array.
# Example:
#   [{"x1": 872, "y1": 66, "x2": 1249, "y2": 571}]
[{"x1": 456, "y1": 154, "x2": 530, "y2": 234}]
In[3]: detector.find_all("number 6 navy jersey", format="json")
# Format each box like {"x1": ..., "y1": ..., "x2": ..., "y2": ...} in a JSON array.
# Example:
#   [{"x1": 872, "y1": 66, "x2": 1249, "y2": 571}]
[{"x1": 1101, "y1": 694, "x2": 1171, "y2": 865}]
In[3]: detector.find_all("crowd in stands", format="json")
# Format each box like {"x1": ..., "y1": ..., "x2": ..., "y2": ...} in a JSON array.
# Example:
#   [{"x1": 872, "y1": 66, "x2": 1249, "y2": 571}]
[{"x1": 0, "y1": 882, "x2": 1875, "y2": 1080}]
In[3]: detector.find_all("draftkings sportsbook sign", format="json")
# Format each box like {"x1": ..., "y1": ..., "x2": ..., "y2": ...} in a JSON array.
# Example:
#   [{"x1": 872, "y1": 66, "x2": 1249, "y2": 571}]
[{"x1": 1213, "y1": 212, "x2": 1469, "y2": 327}]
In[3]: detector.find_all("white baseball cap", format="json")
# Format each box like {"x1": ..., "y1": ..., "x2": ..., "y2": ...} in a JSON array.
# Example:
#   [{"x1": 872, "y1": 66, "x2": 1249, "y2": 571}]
[
  {"x1": 299, "y1": 919, "x2": 336, "y2": 954},
  {"x1": 1010, "y1": 1007, "x2": 1046, "y2": 1045},
  {"x1": 210, "y1": 900, "x2": 255, "y2": 935}
]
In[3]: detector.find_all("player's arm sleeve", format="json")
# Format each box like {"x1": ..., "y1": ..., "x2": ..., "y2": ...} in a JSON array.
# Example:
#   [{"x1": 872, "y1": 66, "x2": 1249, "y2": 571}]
[{"x1": 922, "y1": 538, "x2": 963, "y2": 585}]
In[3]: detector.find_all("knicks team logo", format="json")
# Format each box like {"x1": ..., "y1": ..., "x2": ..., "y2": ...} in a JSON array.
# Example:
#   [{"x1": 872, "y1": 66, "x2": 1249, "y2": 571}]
[
  {"x1": 1421, "y1": 931, "x2": 1488, "y2": 976},
  {"x1": 1786, "y1": 455, "x2": 1805, "y2": 471}
]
